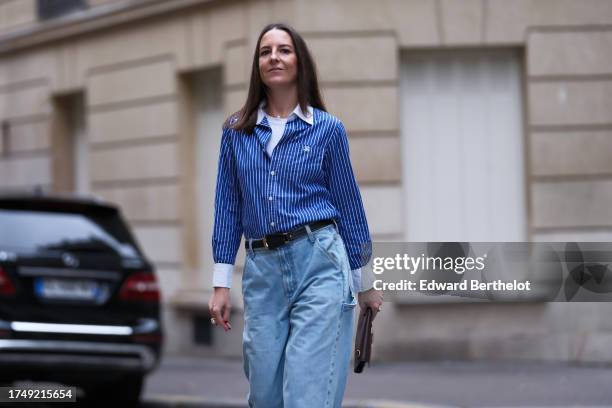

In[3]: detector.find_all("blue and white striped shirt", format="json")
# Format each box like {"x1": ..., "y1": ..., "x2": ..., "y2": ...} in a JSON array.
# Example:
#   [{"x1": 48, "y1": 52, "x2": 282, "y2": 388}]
[{"x1": 212, "y1": 106, "x2": 371, "y2": 291}]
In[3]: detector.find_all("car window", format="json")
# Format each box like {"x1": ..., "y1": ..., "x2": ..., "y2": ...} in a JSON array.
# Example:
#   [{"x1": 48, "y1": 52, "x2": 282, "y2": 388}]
[{"x1": 0, "y1": 209, "x2": 139, "y2": 258}]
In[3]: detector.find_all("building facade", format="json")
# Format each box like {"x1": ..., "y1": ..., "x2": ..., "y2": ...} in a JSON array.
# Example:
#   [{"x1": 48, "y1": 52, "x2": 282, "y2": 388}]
[{"x1": 1, "y1": 0, "x2": 612, "y2": 361}]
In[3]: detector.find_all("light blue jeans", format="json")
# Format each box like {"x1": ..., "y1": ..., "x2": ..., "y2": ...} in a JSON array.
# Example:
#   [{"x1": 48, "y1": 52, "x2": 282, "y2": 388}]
[{"x1": 242, "y1": 224, "x2": 357, "y2": 408}]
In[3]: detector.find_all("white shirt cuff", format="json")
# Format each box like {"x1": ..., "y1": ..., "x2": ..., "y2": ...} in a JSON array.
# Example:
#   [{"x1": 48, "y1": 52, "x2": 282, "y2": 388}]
[
  {"x1": 356, "y1": 266, "x2": 377, "y2": 292},
  {"x1": 213, "y1": 263, "x2": 234, "y2": 288},
  {"x1": 351, "y1": 268, "x2": 363, "y2": 293}
]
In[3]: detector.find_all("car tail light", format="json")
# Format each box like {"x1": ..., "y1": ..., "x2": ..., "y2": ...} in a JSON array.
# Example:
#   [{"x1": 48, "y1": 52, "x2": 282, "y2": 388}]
[
  {"x1": 119, "y1": 272, "x2": 160, "y2": 302},
  {"x1": 0, "y1": 267, "x2": 15, "y2": 295}
]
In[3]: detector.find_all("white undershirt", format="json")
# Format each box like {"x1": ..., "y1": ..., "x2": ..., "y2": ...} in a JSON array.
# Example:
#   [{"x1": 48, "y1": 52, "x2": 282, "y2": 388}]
[{"x1": 265, "y1": 115, "x2": 289, "y2": 157}]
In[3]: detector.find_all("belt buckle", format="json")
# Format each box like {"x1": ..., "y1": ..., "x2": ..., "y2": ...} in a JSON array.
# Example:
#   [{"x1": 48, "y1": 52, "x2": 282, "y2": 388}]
[{"x1": 263, "y1": 233, "x2": 286, "y2": 250}]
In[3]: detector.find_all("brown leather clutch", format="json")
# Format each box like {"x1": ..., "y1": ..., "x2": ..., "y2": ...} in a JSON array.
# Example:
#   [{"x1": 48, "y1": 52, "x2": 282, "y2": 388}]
[{"x1": 354, "y1": 307, "x2": 373, "y2": 373}]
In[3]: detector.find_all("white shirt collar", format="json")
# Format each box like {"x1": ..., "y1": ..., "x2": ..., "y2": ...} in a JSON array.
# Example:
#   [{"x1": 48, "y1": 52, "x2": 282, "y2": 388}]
[{"x1": 256, "y1": 102, "x2": 314, "y2": 126}]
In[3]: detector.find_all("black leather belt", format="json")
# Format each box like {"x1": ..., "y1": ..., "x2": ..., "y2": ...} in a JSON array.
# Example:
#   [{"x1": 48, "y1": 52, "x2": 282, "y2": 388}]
[{"x1": 245, "y1": 219, "x2": 336, "y2": 250}]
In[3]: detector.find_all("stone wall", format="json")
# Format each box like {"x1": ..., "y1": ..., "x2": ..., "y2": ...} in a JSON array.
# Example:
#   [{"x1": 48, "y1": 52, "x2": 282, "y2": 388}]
[{"x1": 1, "y1": 0, "x2": 611, "y2": 361}]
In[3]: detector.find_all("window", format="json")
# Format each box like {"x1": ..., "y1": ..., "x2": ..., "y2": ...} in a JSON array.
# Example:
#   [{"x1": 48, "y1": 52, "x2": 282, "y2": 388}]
[
  {"x1": 37, "y1": 0, "x2": 86, "y2": 20},
  {"x1": 51, "y1": 93, "x2": 88, "y2": 194},
  {"x1": 400, "y1": 49, "x2": 527, "y2": 242},
  {"x1": 193, "y1": 315, "x2": 213, "y2": 345},
  {"x1": 193, "y1": 68, "x2": 224, "y2": 273},
  {"x1": 0, "y1": 209, "x2": 138, "y2": 257}
]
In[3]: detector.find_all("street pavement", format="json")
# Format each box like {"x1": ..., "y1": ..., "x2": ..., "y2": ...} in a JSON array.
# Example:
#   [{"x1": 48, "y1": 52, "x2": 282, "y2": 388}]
[{"x1": 141, "y1": 355, "x2": 612, "y2": 408}]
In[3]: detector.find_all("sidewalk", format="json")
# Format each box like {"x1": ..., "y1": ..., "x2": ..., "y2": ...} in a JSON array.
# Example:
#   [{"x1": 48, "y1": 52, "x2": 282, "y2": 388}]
[
  {"x1": 142, "y1": 356, "x2": 612, "y2": 407},
  {"x1": 144, "y1": 397, "x2": 449, "y2": 408}
]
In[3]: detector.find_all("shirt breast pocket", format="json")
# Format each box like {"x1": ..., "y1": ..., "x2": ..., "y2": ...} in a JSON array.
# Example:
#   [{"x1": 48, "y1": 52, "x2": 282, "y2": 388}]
[{"x1": 288, "y1": 143, "x2": 323, "y2": 181}]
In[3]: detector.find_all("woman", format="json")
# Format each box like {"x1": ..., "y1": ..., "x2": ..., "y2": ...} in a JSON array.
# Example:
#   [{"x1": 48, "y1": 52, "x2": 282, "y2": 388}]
[{"x1": 208, "y1": 22, "x2": 383, "y2": 408}]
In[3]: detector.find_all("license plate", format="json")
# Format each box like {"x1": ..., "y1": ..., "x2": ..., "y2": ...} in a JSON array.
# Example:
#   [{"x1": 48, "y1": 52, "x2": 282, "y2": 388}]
[{"x1": 35, "y1": 278, "x2": 99, "y2": 301}]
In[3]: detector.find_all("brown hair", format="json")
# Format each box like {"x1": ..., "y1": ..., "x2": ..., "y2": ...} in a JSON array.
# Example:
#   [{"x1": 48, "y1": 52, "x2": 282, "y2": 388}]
[{"x1": 226, "y1": 23, "x2": 326, "y2": 133}]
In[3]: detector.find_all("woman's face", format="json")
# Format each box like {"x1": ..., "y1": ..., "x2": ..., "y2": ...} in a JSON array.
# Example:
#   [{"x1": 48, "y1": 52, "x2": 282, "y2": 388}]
[{"x1": 258, "y1": 28, "x2": 298, "y2": 89}]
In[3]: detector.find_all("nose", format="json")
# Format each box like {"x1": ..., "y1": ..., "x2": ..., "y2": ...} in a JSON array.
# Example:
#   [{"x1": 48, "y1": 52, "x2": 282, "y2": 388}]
[{"x1": 270, "y1": 49, "x2": 280, "y2": 61}]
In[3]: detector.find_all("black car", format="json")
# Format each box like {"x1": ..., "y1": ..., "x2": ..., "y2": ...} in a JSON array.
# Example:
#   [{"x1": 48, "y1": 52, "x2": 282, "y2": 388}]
[{"x1": 0, "y1": 194, "x2": 163, "y2": 405}]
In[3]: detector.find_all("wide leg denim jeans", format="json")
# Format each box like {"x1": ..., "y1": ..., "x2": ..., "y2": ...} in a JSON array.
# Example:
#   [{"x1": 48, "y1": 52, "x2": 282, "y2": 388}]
[{"x1": 242, "y1": 224, "x2": 357, "y2": 408}]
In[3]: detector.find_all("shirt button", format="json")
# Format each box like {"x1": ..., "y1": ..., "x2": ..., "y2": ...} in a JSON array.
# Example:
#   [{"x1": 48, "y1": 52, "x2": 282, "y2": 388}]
[
  {"x1": 270, "y1": 221, "x2": 275, "y2": 227},
  {"x1": 270, "y1": 171, "x2": 275, "y2": 176},
  {"x1": 268, "y1": 196, "x2": 273, "y2": 201}
]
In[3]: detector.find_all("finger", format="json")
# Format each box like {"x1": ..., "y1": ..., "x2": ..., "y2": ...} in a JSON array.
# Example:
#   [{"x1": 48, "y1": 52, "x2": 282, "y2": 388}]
[
  {"x1": 222, "y1": 305, "x2": 232, "y2": 331},
  {"x1": 209, "y1": 301, "x2": 216, "y2": 325},
  {"x1": 211, "y1": 305, "x2": 224, "y2": 328},
  {"x1": 218, "y1": 306, "x2": 230, "y2": 331},
  {"x1": 370, "y1": 302, "x2": 383, "y2": 320},
  {"x1": 359, "y1": 304, "x2": 368, "y2": 316}
]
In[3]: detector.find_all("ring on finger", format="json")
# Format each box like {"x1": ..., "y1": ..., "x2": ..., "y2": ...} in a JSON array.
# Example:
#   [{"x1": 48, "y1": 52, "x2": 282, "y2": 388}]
[{"x1": 210, "y1": 317, "x2": 217, "y2": 325}]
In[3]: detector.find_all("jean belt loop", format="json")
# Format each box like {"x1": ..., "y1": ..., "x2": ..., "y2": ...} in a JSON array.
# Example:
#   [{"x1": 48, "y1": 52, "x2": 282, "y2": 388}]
[
  {"x1": 248, "y1": 238, "x2": 255, "y2": 257},
  {"x1": 305, "y1": 224, "x2": 315, "y2": 243}
]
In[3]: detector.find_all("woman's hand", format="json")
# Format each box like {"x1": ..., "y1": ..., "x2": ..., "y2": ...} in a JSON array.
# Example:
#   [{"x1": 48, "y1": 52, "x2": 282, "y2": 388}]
[
  {"x1": 357, "y1": 288, "x2": 384, "y2": 320},
  {"x1": 208, "y1": 287, "x2": 232, "y2": 332}
]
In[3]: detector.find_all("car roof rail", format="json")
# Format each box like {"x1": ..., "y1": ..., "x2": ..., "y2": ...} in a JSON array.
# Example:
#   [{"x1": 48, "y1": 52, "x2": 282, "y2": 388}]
[
  {"x1": 0, "y1": 187, "x2": 98, "y2": 201},
  {"x1": 0, "y1": 189, "x2": 118, "y2": 212},
  {"x1": 0, "y1": 186, "x2": 48, "y2": 196}
]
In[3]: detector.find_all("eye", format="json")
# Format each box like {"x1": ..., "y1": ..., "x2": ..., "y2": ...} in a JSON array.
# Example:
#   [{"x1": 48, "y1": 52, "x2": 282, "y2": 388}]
[
  {"x1": 280, "y1": 48, "x2": 292, "y2": 54},
  {"x1": 259, "y1": 49, "x2": 270, "y2": 56}
]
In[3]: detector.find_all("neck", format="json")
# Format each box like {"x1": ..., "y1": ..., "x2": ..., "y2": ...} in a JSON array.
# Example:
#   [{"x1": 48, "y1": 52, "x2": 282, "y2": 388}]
[{"x1": 265, "y1": 86, "x2": 298, "y2": 118}]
